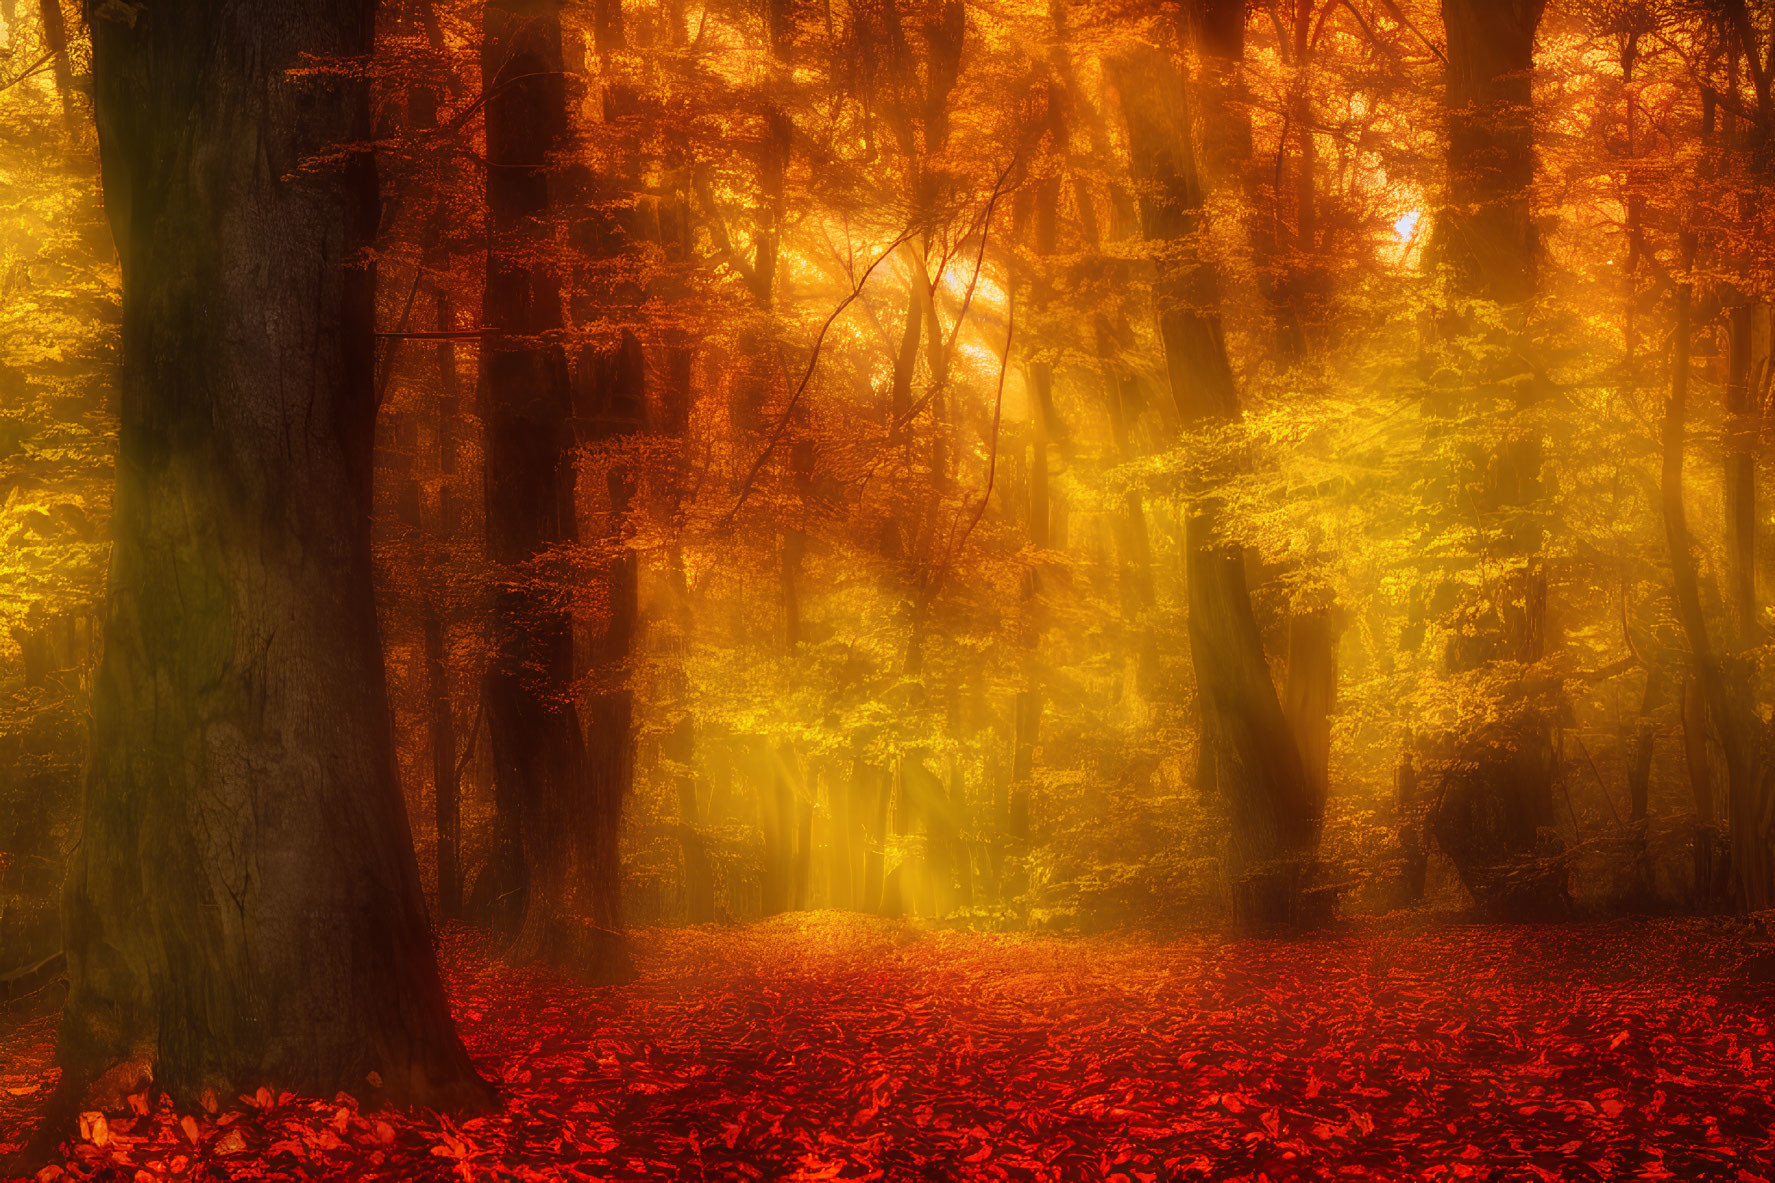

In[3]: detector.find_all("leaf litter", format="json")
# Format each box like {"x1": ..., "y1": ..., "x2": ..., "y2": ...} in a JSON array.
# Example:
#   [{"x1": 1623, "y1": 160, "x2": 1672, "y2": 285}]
[{"x1": 3, "y1": 914, "x2": 1774, "y2": 1180}]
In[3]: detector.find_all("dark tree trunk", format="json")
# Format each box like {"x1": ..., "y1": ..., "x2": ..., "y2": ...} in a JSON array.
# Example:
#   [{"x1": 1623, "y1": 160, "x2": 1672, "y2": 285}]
[
  {"x1": 479, "y1": 0, "x2": 630, "y2": 977},
  {"x1": 423, "y1": 609, "x2": 463, "y2": 921},
  {"x1": 667, "y1": 713, "x2": 714, "y2": 923},
  {"x1": 37, "y1": 0, "x2": 75, "y2": 127},
  {"x1": 1626, "y1": 661, "x2": 1668, "y2": 823},
  {"x1": 1440, "y1": 0, "x2": 1545, "y2": 303},
  {"x1": 1283, "y1": 607, "x2": 1337, "y2": 834},
  {"x1": 1111, "y1": 36, "x2": 1316, "y2": 923},
  {"x1": 1427, "y1": 0, "x2": 1565, "y2": 919},
  {"x1": 1724, "y1": 301, "x2": 1758, "y2": 645},
  {"x1": 56, "y1": 0, "x2": 488, "y2": 1120},
  {"x1": 1680, "y1": 673, "x2": 1717, "y2": 903}
]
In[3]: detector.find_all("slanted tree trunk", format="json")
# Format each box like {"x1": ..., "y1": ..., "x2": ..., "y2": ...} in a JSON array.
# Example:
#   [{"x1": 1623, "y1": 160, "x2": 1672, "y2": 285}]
[
  {"x1": 56, "y1": 0, "x2": 488, "y2": 1122},
  {"x1": 36, "y1": 0, "x2": 75, "y2": 128},
  {"x1": 1110, "y1": 29, "x2": 1317, "y2": 927}
]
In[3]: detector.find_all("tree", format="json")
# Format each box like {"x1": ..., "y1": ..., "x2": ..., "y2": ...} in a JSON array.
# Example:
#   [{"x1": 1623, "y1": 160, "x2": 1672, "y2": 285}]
[
  {"x1": 1424, "y1": 0, "x2": 1564, "y2": 918},
  {"x1": 1111, "y1": 12, "x2": 1320, "y2": 926},
  {"x1": 53, "y1": 0, "x2": 489, "y2": 1121},
  {"x1": 475, "y1": 0, "x2": 632, "y2": 978}
]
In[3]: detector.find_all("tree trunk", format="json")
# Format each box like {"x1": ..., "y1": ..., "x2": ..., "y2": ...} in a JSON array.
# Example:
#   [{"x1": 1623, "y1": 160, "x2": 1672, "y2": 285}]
[
  {"x1": 1680, "y1": 673, "x2": 1716, "y2": 904},
  {"x1": 1283, "y1": 607, "x2": 1337, "y2": 834},
  {"x1": 862, "y1": 764, "x2": 890, "y2": 914},
  {"x1": 57, "y1": 0, "x2": 488, "y2": 1118},
  {"x1": 759, "y1": 742, "x2": 792, "y2": 915},
  {"x1": 1661, "y1": 244, "x2": 1772, "y2": 910},
  {"x1": 1440, "y1": 0, "x2": 1545, "y2": 303},
  {"x1": 479, "y1": 0, "x2": 631, "y2": 977},
  {"x1": 423, "y1": 609, "x2": 463, "y2": 921},
  {"x1": 36, "y1": 0, "x2": 75, "y2": 128},
  {"x1": 1428, "y1": 0, "x2": 1563, "y2": 919},
  {"x1": 1724, "y1": 300, "x2": 1758, "y2": 645},
  {"x1": 667, "y1": 713, "x2": 714, "y2": 923},
  {"x1": 1626, "y1": 661, "x2": 1668, "y2": 823},
  {"x1": 1111, "y1": 36, "x2": 1316, "y2": 923}
]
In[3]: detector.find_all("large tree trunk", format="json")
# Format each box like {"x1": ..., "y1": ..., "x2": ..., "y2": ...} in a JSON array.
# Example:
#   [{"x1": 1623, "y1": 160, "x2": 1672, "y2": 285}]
[
  {"x1": 1111, "y1": 30, "x2": 1317, "y2": 926},
  {"x1": 56, "y1": 0, "x2": 488, "y2": 1120}
]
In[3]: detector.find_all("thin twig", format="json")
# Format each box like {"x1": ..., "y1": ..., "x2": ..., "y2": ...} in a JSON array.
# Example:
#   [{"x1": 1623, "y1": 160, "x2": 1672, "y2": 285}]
[
  {"x1": 718, "y1": 229, "x2": 916, "y2": 529},
  {"x1": 0, "y1": 51, "x2": 55, "y2": 95},
  {"x1": 1573, "y1": 733, "x2": 1627, "y2": 835},
  {"x1": 952, "y1": 295, "x2": 1017, "y2": 563},
  {"x1": 374, "y1": 269, "x2": 425, "y2": 410},
  {"x1": 893, "y1": 151, "x2": 1023, "y2": 434},
  {"x1": 376, "y1": 328, "x2": 496, "y2": 339}
]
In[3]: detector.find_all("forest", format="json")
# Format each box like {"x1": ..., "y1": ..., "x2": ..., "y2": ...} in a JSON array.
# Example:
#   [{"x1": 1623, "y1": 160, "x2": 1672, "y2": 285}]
[{"x1": 1, "y1": 0, "x2": 1774, "y2": 1177}]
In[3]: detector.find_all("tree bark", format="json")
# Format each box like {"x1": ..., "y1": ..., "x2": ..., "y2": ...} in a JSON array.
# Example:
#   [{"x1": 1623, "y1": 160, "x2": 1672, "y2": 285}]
[
  {"x1": 57, "y1": 0, "x2": 488, "y2": 1117},
  {"x1": 667, "y1": 713, "x2": 713, "y2": 923}
]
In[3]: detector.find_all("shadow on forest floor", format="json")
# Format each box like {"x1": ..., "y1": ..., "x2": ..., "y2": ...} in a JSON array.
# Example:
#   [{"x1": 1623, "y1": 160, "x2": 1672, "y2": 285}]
[{"x1": 4, "y1": 913, "x2": 1775, "y2": 1180}]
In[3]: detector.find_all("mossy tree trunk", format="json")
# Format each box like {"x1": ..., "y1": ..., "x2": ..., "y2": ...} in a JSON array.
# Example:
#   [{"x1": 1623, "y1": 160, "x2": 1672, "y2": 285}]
[{"x1": 57, "y1": 0, "x2": 489, "y2": 1119}]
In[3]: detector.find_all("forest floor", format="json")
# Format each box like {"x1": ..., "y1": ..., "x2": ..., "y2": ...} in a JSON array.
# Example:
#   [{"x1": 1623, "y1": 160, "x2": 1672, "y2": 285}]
[{"x1": 3, "y1": 913, "x2": 1775, "y2": 1181}]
